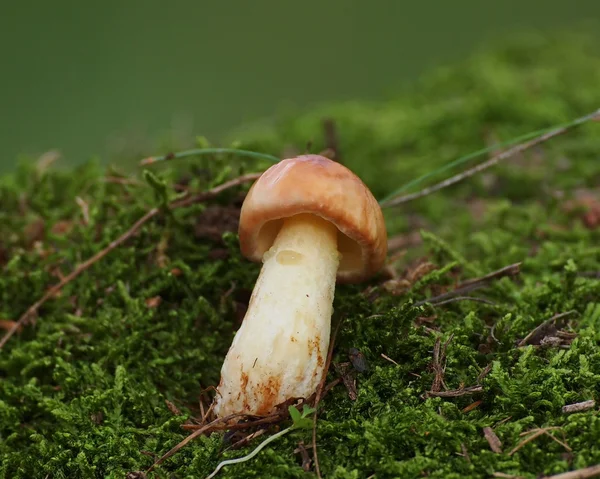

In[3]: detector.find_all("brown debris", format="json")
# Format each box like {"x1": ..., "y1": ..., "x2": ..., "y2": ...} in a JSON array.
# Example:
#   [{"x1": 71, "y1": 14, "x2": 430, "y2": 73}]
[
  {"x1": 483, "y1": 426, "x2": 503, "y2": 453},
  {"x1": 194, "y1": 205, "x2": 240, "y2": 243},
  {"x1": 429, "y1": 335, "x2": 452, "y2": 393},
  {"x1": 294, "y1": 441, "x2": 313, "y2": 472},
  {"x1": 542, "y1": 464, "x2": 600, "y2": 479},
  {"x1": 562, "y1": 189, "x2": 600, "y2": 230},
  {"x1": 508, "y1": 427, "x2": 567, "y2": 456},
  {"x1": 462, "y1": 400, "x2": 482, "y2": 413},
  {"x1": 126, "y1": 472, "x2": 147, "y2": 479},
  {"x1": 170, "y1": 267, "x2": 183, "y2": 276},
  {"x1": 145, "y1": 296, "x2": 162, "y2": 308},
  {"x1": 414, "y1": 262, "x2": 521, "y2": 307},
  {"x1": 0, "y1": 320, "x2": 22, "y2": 333},
  {"x1": 165, "y1": 400, "x2": 181, "y2": 416},
  {"x1": 426, "y1": 385, "x2": 483, "y2": 398},
  {"x1": 224, "y1": 428, "x2": 267, "y2": 452},
  {"x1": 517, "y1": 311, "x2": 578, "y2": 348},
  {"x1": 24, "y1": 218, "x2": 46, "y2": 247},
  {"x1": 562, "y1": 400, "x2": 596, "y2": 414},
  {"x1": 333, "y1": 363, "x2": 358, "y2": 401},
  {"x1": 459, "y1": 442, "x2": 471, "y2": 464},
  {"x1": 380, "y1": 353, "x2": 400, "y2": 366},
  {"x1": 383, "y1": 258, "x2": 439, "y2": 296}
]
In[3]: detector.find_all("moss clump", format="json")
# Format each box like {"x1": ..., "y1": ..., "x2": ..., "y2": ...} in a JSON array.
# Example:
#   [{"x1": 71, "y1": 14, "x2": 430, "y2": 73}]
[{"x1": 1, "y1": 31, "x2": 600, "y2": 478}]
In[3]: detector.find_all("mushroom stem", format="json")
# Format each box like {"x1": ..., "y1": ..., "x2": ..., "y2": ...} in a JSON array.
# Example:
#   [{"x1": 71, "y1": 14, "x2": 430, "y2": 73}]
[{"x1": 214, "y1": 213, "x2": 340, "y2": 417}]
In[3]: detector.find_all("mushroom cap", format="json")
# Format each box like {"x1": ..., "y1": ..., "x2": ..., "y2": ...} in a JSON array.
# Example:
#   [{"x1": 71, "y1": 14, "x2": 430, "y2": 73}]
[{"x1": 238, "y1": 155, "x2": 387, "y2": 283}]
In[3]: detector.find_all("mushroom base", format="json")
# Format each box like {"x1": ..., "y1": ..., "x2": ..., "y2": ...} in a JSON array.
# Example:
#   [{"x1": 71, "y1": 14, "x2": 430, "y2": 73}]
[{"x1": 213, "y1": 213, "x2": 340, "y2": 418}]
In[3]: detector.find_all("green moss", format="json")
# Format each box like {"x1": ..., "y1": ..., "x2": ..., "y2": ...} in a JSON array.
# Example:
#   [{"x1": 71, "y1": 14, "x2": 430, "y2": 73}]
[{"x1": 1, "y1": 31, "x2": 600, "y2": 478}]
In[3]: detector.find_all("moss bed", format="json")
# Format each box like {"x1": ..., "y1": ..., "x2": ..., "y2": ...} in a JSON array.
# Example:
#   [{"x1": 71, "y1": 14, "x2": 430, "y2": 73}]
[{"x1": 1, "y1": 32, "x2": 600, "y2": 479}]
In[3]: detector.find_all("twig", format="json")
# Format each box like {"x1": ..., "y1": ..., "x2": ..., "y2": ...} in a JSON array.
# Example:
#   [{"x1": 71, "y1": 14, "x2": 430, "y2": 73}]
[
  {"x1": 148, "y1": 414, "x2": 241, "y2": 472},
  {"x1": 0, "y1": 173, "x2": 260, "y2": 350},
  {"x1": 562, "y1": 400, "x2": 596, "y2": 414},
  {"x1": 483, "y1": 427, "x2": 503, "y2": 453},
  {"x1": 381, "y1": 108, "x2": 600, "y2": 207},
  {"x1": 459, "y1": 442, "x2": 471, "y2": 464},
  {"x1": 517, "y1": 311, "x2": 577, "y2": 347},
  {"x1": 431, "y1": 296, "x2": 497, "y2": 307},
  {"x1": 426, "y1": 385, "x2": 483, "y2": 398},
  {"x1": 381, "y1": 353, "x2": 400, "y2": 366},
  {"x1": 542, "y1": 464, "x2": 600, "y2": 479},
  {"x1": 430, "y1": 335, "x2": 453, "y2": 393},
  {"x1": 181, "y1": 411, "x2": 283, "y2": 432},
  {"x1": 140, "y1": 148, "x2": 280, "y2": 166},
  {"x1": 414, "y1": 262, "x2": 521, "y2": 307},
  {"x1": 492, "y1": 474, "x2": 525, "y2": 479},
  {"x1": 543, "y1": 430, "x2": 572, "y2": 452},
  {"x1": 313, "y1": 318, "x2": 344, "y2": 479},
  {"x1": 294, "y1": 441, "x2": 313, "y2": 472},
  {"x1": 509, "y1": 427, "x2": 560, "y2": 456}
]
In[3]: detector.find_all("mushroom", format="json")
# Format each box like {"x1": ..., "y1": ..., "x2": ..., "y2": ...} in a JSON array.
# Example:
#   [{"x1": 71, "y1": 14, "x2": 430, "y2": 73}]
[{"x1": 213, "y1": 154, "x2": 387, "y2": 418}]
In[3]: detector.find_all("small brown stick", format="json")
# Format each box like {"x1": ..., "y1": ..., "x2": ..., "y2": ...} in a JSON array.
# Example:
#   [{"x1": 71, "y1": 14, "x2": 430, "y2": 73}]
[
  {"x1": 0, "y1": 173, "x2": 261, "y2": 350},
  {"x1": 381, "y1": 108, "x2": 600, "y2": 207},
  {"x1": 414, "y1": 262, "x2": 521, "y2": 307},
  {"x1": 483, "y1": 427, "x2": 503, "y2": 453},
  {"x1": 432, "y1": 296, "x2": 497, "y2": 307},
  {"x1": 543, "y1": 430, "x2": 572, "y2": 452},
  {"x1": 147, "y1": 414, "x2": 242, "y2": 472},
  {"x1": 462, "y1": 400, "x2": 482, "y2": 413},
  {"x1": 224, "y1": 428, "x2": 267, "y2": 453},
  {"x1": 319, "y1": 378, "x2": 342, "y2": 398},
  {"x1": 518, "y1": 311, "x2": 577, "y2": 347},
  {"x1": 294, "y1": 441, "x2": 313, "y2": 472},
  {"x1": 426, "y1": 385, "x2": 483, "y2": 398},
  {"x1": 75, "y1": 196, "x2": 90, "y2": 225},
  {"x1": 430, "y1": 334, "x2": 453, "y2": 393},
  {"x1": 492, "y1": 473, "x2": 525, "y2": 479},
  {"x1": 509, "y1": 427, "x2": 560, "y2": 456},
  {"x1": 458, "y1": 442, "x2": 471, "y2": 463},
  {"x1": 312, "y1": 318, "x2": 344, "y2": 479},
  {"x1": 381, "y1": 353, "x2": 399, "y2": 366},
  {"x1": 562, "y1": 400, "x2": 596, "y2": 414},
  {"x1": 541, "y1": 464, "x2": 600, "y2": 479}
]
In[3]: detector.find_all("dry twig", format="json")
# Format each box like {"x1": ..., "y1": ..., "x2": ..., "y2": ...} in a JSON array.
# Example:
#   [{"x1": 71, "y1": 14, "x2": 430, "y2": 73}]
[
  {"x1": 483, "y1": 427, "x2": 503, "y2": 453},
  {"x1": 562, "y1": 400, "x2": 596, "y2": 414},
  {"x1": 426, "y1": 385, "x2": 483, "y2": 398},
  {"x1": 517, "y1": 311, "x2": 577, "y2": 347},
  {"x1": 542, "y1": 464, "x2": 600, "y2": 479},
  {"x1": 430, "y1": 335, "x2": 453, "y2": 393},
  {"x1": 508, "y1": 427, "x2": 560, "y2": 456},
  {"x1": 381, "y1": 108, "x2": 600, "y2": 207},
  {"x1": 414, "y1": 262, "x2": 521, "y2": 307}
]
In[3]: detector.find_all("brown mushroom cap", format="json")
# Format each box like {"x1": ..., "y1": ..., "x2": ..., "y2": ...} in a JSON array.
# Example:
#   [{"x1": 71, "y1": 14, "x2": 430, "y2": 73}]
[{"x1": 238, "y1": 155, "x2": 387, "y2": 283}]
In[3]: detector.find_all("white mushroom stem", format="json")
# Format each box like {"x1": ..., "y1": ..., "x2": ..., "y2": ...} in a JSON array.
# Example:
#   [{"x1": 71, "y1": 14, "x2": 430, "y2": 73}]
[{"x1": 213, "y1": 213, "x2": 340, "y2": 418}]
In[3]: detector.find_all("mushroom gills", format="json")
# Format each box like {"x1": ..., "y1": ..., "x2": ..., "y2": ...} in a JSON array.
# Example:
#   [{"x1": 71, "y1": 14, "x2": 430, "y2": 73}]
[{"x1": 214, "y1": 213, "x2": 340, "y2": 417}]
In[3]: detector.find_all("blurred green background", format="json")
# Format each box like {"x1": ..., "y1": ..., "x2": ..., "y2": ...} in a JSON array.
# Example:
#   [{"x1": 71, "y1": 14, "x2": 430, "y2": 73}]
[{"x1": 1, "y1": 1, "x2": 599, "y2": 172}]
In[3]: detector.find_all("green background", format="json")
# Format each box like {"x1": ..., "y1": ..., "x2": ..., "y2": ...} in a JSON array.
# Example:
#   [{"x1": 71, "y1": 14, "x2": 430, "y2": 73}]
[{"x1": 1, "y1": 1, "x2": 599, "y2": 171}]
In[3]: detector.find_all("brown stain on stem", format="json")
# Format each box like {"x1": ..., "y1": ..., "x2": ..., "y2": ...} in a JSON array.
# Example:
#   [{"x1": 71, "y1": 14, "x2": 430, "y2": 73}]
[{"x1": 254, "y1": 375, "x2": 283, "y2": 416}]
